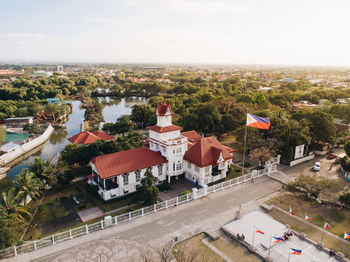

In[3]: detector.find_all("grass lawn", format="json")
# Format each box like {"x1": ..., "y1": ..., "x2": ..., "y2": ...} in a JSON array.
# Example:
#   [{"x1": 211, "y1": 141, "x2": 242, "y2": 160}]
[
  {"x1": 211, "y1": 236, "x2": 262, "y2": 262},
  {"x1": 173, "y1": 234, "x2": 224, "y2": 262},
  {"x1": 267, "y1": 193, "x2": 350, "y2": 257},
  {"x1": 226, "y1": 165, "x2": 243, "y2": 180}
]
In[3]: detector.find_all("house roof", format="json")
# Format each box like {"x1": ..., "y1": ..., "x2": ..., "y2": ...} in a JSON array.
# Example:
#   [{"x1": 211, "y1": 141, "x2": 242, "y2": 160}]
[
  {"x1": 1, "y1": 142, "x2": 20, "y2": 152},
  {"x1": 181, "y1": 130, "x2": 202, "y2": 142},
  {"x1": 157, "y1": 99, "x2": 174, "y2": 116},
  {"x1": 184, "y1": 136, "x2": 235, "y2": 167},
  {"x1": 91, "y1": 147, "x2": 168, "y2": 179},
  {"x1": 68, "y1": 131, "x2": 114, "y2": 144},
  {"x1": 147, "y1": 125, "x2": 183, "y2": 133}
]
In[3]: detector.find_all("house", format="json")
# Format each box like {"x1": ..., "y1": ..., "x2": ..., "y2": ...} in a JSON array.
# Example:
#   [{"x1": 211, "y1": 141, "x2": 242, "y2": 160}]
[
  {"x1": 5, "y1": 117, "x2": 33, "y2": 128},
  {"x1": 89, "y1": 100, "x2": 236, "y2": 201},
  {"x1": 68, "y1": 131, "x2": 115, "y2": 144}
]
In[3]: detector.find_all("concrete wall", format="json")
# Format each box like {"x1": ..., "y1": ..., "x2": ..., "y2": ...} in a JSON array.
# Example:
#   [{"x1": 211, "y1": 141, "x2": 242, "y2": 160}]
[
  {"x1": 0, "y1": 125, "x2": 54, "y2": 166},
  {"x1": 289, "y1": 154, "x2": 315, "y2": 167}
]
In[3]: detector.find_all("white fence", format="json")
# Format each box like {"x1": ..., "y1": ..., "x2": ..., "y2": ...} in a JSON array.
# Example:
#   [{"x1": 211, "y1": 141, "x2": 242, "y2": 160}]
[{"x1": 0, "y1": 161, "x2": 278, "y2": 259}]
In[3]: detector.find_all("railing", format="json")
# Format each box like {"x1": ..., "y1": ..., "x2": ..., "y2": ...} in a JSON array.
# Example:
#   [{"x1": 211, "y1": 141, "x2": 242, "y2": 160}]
[{"x1": 0, "y1": 163, "x2": 277, "y2": 259}]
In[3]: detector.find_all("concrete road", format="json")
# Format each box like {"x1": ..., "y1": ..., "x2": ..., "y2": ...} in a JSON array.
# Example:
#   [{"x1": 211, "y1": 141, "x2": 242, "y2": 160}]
[{"x1": 7, "y1": 176, "x2": 282, "y2": 262}]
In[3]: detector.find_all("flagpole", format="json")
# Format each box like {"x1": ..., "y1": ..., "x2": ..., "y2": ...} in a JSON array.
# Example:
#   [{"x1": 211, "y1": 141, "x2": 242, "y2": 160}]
[
  {"x1": 321, "y1": 224, "x2": 325, "y2": 244},
  {"x1": 252, "y1": 225, "x2": 256, "y2": 247},
  {"x1": 267, "y1": 233, "x2": 272, "y2": 260},
  {"x1": 288, "y1": 251, "x2": 291, "y2": 262},
  {"x1": 237, "y1": 110, "x2": 248, "y2": 218}
]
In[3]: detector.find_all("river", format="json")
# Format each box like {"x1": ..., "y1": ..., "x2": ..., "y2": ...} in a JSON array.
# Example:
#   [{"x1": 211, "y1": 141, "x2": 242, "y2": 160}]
[{"x1": 0, "y1": 97, "x2": 147, "y2": 190}]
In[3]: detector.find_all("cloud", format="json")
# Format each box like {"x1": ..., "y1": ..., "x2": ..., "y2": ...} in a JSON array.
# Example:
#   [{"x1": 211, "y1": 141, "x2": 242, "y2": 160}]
[
  {"x1": 161, "y1": 0, "x2": 251, "y2": 15},
  {"x1": 85, "y1": 18, "x2": 122, "y2": 25}
]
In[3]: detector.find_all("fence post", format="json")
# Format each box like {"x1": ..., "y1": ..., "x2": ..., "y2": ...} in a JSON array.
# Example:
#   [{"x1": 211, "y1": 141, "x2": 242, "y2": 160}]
[
  {"x1": 52, "y1": 235, "x2": 55, "y2": 244},
  {"x1": 34, "y1": 241, "x2": 37, "y2": 250},
  {"x1": 186, "y1": 193, "x2": 189, "y2": 202},
  {"x1": 129, "y1": 212, "x2": 131, "y2": 220},
  {"x1": 203, "y1": 184, "x2": 208, "y2": 196},
  {"x1": 165, "y1": 200, "x2": 168, "y2": 208},
  {"x1": 115, "y1": 216, "x2": 118, "y2": 225},
  {"x1": 154, "y1": 204, "x2": 157, "y2": 212},
  {"x1": 142, "y1": 208, "x2": 144, "y2": 216},
  {"x1": 101, "y1": 220, "x2": 104, "y2": 229},
  {"x1": 176, "y1": 197, "x2": 178, "y2": 205},
  {"x1": 192, "y1": 188, "x2": 198, "y2": 200},
  {"x1": 86, "y1": 224, "x2": 89, "y2": 234},
  {"x1": 69, "y1": 229, "x2": 72, "y2": 239},
  {"x1": 14, "y1": 246, "x2": 17, "y2": 256}
]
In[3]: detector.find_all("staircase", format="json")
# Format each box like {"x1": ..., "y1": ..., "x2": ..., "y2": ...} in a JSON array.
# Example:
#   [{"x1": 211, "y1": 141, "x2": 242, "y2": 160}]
[{"x1": 255, "y1": 243, "x2": 268, "y2": 256}]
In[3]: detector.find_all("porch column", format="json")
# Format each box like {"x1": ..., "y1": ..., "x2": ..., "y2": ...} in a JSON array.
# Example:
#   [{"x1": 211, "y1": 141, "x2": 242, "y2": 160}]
[
  {"x1": 168, "y1": 175, "x2": 171, "y2": 183},
  {"x1": 103, "y1": 179, "x2": 106, "y2": 189}
]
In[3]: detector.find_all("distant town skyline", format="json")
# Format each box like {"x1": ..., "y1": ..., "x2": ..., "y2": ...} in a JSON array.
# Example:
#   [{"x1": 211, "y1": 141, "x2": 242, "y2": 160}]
[{"x1": 1, "y1": 0, "x2": 350, "y2": 66}]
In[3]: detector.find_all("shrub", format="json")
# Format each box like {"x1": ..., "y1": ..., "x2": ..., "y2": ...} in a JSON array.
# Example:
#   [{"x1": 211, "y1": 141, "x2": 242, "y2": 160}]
[
  {"x1": 179, "y1": 190, "x2": 191, "y2": 196},
  {"x1": 157, "y1": 181, "x2": 173, "y2": 191}
]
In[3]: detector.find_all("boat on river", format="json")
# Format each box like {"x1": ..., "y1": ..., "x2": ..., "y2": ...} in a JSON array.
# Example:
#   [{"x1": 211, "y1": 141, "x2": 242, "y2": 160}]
[{"x1": 0, "y1": 167, "x2": 10, "y2": 180}]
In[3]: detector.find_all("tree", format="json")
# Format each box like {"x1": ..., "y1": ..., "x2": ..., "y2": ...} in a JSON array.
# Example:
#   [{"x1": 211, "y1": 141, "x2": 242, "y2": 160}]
[
  {"x1": 249, "y1": 147, "x2": 274, "y2": 165},
  {"x1": 28, "y1": 157, "x2": 57, "y2": 187},
  {"x1": 0, "y1": 127, "x2": 5, "y2": 144},
  {"x1": 111, "y1": 115, "x2": 135, "y2": 136},
  {"x1": 130, "y1": 104, "x2": 156, "y2": 129},
  {"x1": 134, "y1": 170, "x2": 159, "y2": 205},
  {"x1": 339, "y1": 193, "x2": 350, "y2": 208},
  {"x1": 23, "y1": 122, "x2": 40, "y2": 134},
  {"x1": 14, "y1": 169, "x2": 42, "y2": 204},
  {"x1": 195, "y1": 103, "x2": 222, "y2": 135},
  {"x1": 0, "y1": 206, "x2": 25, "y2": 249},
  {"x1": 345, "y1": 140, "x2": 350, "y2": 158},
  {"x1": 0, "y1": 188, "x2": 31, "y2": 221},
  {"x1": 287, "y1": 174, "x2": 340, "y2": 200}
]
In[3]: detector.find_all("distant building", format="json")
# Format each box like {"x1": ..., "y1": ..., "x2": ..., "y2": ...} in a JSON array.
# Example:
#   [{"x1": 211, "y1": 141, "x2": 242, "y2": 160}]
[
  {"x1": 57, "y1": 65, "x2": 64, "y2": 72},
  {"x1": 5, "y1": 117, "x2": 33, "y2": 128},
  {"x1": 33, "y1": 71, "x2": 53, "y2": 77},
  {"x1": 47, "y1": 98, "x2": 60, "y2": 104}
]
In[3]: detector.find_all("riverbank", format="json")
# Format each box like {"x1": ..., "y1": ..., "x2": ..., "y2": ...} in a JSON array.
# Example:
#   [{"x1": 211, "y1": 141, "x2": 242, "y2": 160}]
[{"x1": 0, "y1": 125, "x2": 54, "y2": 170}]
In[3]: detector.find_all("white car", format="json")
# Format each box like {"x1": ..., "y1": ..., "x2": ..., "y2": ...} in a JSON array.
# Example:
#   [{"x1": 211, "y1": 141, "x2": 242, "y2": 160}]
[{"x1": 313, "y1": 162, "x2": 321, "y2": 171}]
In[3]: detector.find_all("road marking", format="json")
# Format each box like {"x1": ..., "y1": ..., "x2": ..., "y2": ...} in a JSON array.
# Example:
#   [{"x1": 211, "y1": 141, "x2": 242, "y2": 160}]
[
  {"x1": 163, "y1": 221, "x2": 176, "y2": 227},
  {"x1": 226, "y1": 199, "x2": 236, "y2": 203},
  {"x1": 197, "y1": 209, "x2": 208, "y2": 214},
  {"x1": 130, "y1": 234, "x2": 140, "y2": 240}
]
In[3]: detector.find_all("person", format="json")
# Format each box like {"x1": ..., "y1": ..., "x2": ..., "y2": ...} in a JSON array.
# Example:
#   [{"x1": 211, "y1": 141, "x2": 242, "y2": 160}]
[
  {"x1": 241, "y1": 234, "x2": 245, "y2": 241},
  {"x1": 237, "y1": 233, "x2": 240, "y2": 239}
]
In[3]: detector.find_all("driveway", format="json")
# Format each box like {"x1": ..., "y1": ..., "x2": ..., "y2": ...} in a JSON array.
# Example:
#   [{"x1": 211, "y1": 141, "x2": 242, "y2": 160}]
[{"x1": 159, "y1": 178, "x2": 195, "y2": 201}]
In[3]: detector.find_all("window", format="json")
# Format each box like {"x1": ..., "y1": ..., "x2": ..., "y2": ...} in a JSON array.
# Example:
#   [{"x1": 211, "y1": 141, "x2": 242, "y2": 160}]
[
  {"x1": 205, "y1": 166, "x2": 210, "y2": 173},
  {"x1": 188, "y1": 162, "x2": 191, "y2": 169},
  {"x1": 155, "y1": 144, "x2": 159, "y2": 149},
  {"x1": 123, "y1": 173, "x2": 129, "y2": 185},
  {"x1": 176, "y1": 147, "x2": 182, "y2": 153},
  {"x1": 161, "y1": 146, "x2": 166, "y2": 152},
  {"x1": 158, "y1": 165, "x2": 163, "y2": 175},
  {"x1": 173, "y1": 163, "x2": 176, "y2": 171},
  {"x1": 173, "y1": 149, "x2": 175, "y2": 154},
  {"x1": 135, "y1": 170, "x2": 141, "y2": 182},
  {"x1": 176, "y1": 161, "x2": 182, "y2": 171}
]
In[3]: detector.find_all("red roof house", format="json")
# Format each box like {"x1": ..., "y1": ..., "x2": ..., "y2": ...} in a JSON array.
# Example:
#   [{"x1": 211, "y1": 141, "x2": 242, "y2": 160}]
[{"x1": 68, "y1": 131, "x2": 114, "y2": 145}]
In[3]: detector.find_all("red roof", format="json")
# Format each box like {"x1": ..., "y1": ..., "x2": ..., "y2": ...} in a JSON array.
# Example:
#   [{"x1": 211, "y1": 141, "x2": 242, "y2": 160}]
[
  {"x1": 147, "y1": 125, "x2": 183, "y2": 133},
  {"x1": 157, "y1": 98, "x2": 174, "y2": 116},
  {"x1": 91, "y1": 147, "x2": 168, "y2": 179},
  {"x1": 68, "y1": 131, "x2": 114, "y2": 144},
  {"x1": 184, "y1": 137, "x2": 234, "y2": 167},
  {"x1": 181, "y1": 130, "x2": 202, "y2": 142}
]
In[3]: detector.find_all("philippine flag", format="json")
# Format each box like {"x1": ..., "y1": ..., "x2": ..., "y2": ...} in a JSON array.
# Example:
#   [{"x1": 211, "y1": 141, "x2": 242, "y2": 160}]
[
  {"x1": 255, "y1": 228, "x2": 265, "y2": 234},
  {"x1": 273, "y1": 237, "x2": 284, "y2": 243},
  {"x1": 290, "y1": 207, "x2": 295, "y2": 216},
  {"x1": 290, "y1": 248, "x2": 302, "y2": 255},
  {"x1": 324, "y1": 222, "x2": 331, "y2": 229},
  {"x1": 344, "y1": 232, "x2": 350, "y2": 239},
  {"x1": 305, "y1": 215, "x2": 311, "y2": 220},
  {"x1": 246, "y1": 113, "x2": 270, "y2": 129}
]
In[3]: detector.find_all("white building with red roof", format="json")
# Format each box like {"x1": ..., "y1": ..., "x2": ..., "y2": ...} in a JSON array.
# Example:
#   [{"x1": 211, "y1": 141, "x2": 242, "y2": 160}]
[{"x1": 89, "y1": 100, "x2": 236, "y2": 201}]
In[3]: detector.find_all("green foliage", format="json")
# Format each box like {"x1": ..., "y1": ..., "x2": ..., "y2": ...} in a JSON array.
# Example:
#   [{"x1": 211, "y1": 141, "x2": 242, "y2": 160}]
[
  {"x1": 134, "y1": 170, "x2": 159, "y2": 205},
  {"x1": 178, "y1": 190, "x2": 191, "y2": 196},
  {"x1": 28, "y1": 157, "x2": 57, "y2": 187},
  {"x1": 130, "y1": 104, "x2": 156, "y2": 128},
  {"x1": 0, "y1": 206, "x2": 25, "y2": 249},
  {"x1": 23, "y1": 122, "x2": 40, "y2": 134},
  {"x1": 339, "y1": 193, "x2": 350, "y2": 208},
  {"x1": 157, "y1": 181, "x2": 173, "y2": 191},
  {"x1": 287, "y1": 174, "x2": 340, "y2": 199},
  {"x1": 0, "y1": 126, "x2": 5, "y2": 144},
  {"x1": 14, "y1": 169, "x2": 42, "y2": 203},
  {"x1": 61, "y1": 132, "x2": 144, "y2": 166},
  {"x1": 102, "y1": 115, "x2": 134, "y2": 136},
  {"x1": 344, "y1": 140, "x2": 350, "y2": 158}
]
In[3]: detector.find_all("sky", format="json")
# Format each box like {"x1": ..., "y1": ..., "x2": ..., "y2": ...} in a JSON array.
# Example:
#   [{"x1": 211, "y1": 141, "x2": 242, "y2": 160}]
[{"x1": 1, "y1": 0, "x2": 350, "y2": 66}]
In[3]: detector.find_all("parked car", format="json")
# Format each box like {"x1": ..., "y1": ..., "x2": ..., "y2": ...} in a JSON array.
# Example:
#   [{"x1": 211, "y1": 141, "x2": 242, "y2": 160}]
[
  {"x1": 313, "y1": 162, "x2": 321, "y2": 171},
  {"x1": 327, "y1": 153, "x2": 337, "y2": 159},
  {"x1": 73, "y1": 196, "x2": 80, "y2": 205}
]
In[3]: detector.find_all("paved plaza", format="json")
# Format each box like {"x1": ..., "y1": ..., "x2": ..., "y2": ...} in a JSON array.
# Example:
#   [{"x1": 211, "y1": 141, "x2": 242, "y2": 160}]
[{"x1": 223, "y1": 211, "x2": 339, "y2": 262}]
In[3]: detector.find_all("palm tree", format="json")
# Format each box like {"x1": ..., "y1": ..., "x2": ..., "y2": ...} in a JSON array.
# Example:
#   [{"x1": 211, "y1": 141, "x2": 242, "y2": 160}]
[
  {"x1": 1, "y1": 188, "x2": 31, "y2": 221},
  {"x1": 28, "y1": 157, "x2": 57, "y2": 187},
  {"x1": 14, "y1": 169, "x2": 42, "y2": 204}
]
